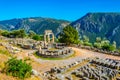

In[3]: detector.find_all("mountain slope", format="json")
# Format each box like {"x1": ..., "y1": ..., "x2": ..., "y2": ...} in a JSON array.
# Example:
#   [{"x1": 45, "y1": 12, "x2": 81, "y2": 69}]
[
  {"x1": 71, "y1": 13, "x2": 120, "y2": 47},
  {"x1": 0, "y1": 17, "x2": 70, "y2": 36},
  {"x1": 1, "y1": 13, "x2": 120, "y2": 47}
]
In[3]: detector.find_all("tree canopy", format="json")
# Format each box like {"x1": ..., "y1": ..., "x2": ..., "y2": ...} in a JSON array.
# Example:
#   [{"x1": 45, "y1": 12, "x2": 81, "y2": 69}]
[
  {"x1": 59, "y1": 25, "x2": 80, "y2": 45},
  {"x1": 32, "y1": 34, "x2": 43, "y2": 41},
  {"x1": 1, "y1": 29, "x2": 26, "y2": 38},
  {"x1": 28, "y1": 30, "x2": 36, "y2": 38}
]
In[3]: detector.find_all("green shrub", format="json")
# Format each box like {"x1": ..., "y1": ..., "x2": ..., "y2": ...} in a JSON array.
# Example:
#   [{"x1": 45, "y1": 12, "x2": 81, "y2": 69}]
[
  {"x1": 108, "y1": 45, "x2": 116, "y2": 51},
  {"x1": 93, "y1": 42, "x2": 101, "y2": 48},
  {"x1": 83, "y1": 42, "x2": 92, "y2": 47},
  {"x1": 3, "y1": 58, "x2": 32, "y2": 79},
  {"x1": 32, "y1": 35, "x2": 41, "y2": 41},
  {"x1": 28, "y1": 30, "x2": 36, "y2": 38},
  {"x1": 101, "y1": 44, "x2": 116, "y2": 51},
  {"x1": 1, "y1": 29, "x2": 26, "y2": 38},
  {"x1": 83, "y1": 35, "x2": 89, "y2": 42},
  {"x1": 101, "y1": 44, "x2": 110, "y2": 50},
  {"x1": 1, "y1": 31, "x2": 10, "y2": 37},
  {"x1": 101, "y1": 40, "x2": 116, "y2": 51}
]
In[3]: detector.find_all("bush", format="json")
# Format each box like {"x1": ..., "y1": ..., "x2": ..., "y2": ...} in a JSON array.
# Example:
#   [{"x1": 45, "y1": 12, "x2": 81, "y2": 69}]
[
  {"x1": 96, "y1": 37, "x2": 101, "y2": 43},
  {"x1": 101, "y1": 44, "x2": 110, "y2": 50},
  {"x1": 3, "y1": 58, "x2": 32, "y2": 79},
  {"x1": 1, "y1": 29, "x2": 26, "y2": 38},
  {"x1": 108, "y1": 45, "x2": 116, "y2": 51},
  {"x1": 28, "y1": 30, "x2": 36, "y2": 38},
  {"x1": 32, "y1": 35, "x2": 41, "y2": 41},
  {"x1": 93, "y1": 42, "x2": 101, "y2": 48},
  {"x1": 100, "y1": 40, "x2": 116, "y2": 51},
  {"x1": 101, "y1": 44, "x2": 116, "y2": 51},
  {"x1": 83, "y1": 35, "x2": 89, "y2": 42},
  {"x1": 83, "y1": 42, "x2": 92, "y2": 47},
  {"x1": 1, "y1": 31, "x2": 10, "y2": 37}
]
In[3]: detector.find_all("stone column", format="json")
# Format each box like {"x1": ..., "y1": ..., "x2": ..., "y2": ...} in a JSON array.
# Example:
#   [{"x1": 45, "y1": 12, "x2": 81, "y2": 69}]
[
  {"x1": 44, "y1": 34, "x2": 46, "y2": 44},
  {"x1": 52, "y1": 34, "x2": 54, "y2": 43},
  {"x1": 39, "y1": 46, "x2": 41, "y2": 51},
  {"x1": 48, "y1": 34, "x2": 50, "y2": 43}
]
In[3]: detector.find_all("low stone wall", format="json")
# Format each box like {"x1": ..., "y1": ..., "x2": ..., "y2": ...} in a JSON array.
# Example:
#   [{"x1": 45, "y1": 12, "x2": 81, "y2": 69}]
[{"x1": 38, "y1": 48, "x2": 74, "y2": 58}]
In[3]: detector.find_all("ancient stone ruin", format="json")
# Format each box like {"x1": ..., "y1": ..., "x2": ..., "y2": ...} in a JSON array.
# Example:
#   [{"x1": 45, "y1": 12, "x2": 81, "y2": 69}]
[
  {"x1": 38, "y1": 30, "x2": 74, "y2": 58},
  {"x1": 44, "y1": 57, "x2": 120, "y2": 80},
  {"x1": 8, "y1": 38, "x2": 41, "y2": 49},
  {"x1": 38, "y1": 43, "x2": 74, "y2": 58},
  {"x1": 44, "y1": 30, "x2": 54, "y2": 44}
]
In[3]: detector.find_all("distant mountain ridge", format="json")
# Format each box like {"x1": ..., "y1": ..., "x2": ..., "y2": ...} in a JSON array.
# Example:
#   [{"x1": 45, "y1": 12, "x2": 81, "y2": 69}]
[
  {"x1": 0, "y1": 17, "x2": 70, "y2": 36},
  {"x1": 1, "y1": 13, "x2": 120, "y2": 47},
  {"x1": 71, "y1": 13, "x2": 120, "y2": 47}
]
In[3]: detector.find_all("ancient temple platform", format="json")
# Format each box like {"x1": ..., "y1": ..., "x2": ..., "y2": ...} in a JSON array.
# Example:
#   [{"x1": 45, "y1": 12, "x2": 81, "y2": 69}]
[{"x1": 38, "y1": 43, "x2": 74, "y2": 58}]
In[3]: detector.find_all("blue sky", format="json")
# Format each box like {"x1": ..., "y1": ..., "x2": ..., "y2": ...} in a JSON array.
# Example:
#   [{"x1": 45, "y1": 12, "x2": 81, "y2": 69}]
[{"x1": 0, "y1": 0, "x2": 120, "y2": 21}]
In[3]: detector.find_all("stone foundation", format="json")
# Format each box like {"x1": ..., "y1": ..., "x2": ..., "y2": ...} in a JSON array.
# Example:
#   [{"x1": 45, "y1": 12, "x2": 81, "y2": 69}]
[{"x1": 38, "y1": 48, "x2": 74, "y2": 58}]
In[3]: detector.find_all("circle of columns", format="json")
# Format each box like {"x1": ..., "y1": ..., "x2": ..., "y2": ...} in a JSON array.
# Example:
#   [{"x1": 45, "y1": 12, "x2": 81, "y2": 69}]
[{"x1": 44, "y1": 30, "x2": 54, "y2": 44}]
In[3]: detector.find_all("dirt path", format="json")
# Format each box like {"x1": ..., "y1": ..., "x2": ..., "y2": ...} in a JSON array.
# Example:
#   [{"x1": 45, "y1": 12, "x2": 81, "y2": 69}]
[{"x1": 72, "y1": 47, "x2": 120, "y2": 60}]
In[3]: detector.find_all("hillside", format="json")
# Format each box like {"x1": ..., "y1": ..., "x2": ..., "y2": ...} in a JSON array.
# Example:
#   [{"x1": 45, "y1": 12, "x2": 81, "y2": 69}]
[
  {"x1": 1, "y1": 13, "x2": 120, "y2": 47},
  {"x1": 71, "y1": 13, "x2": 120, "y2": 47},
  {"x1": 0, "y1": 17, "x2": 70, "y2": 36}
]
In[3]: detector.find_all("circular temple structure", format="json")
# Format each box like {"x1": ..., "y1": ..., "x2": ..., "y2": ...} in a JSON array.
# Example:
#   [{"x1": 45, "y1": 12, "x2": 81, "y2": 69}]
[{"x1": 38, "y1": 43, "x2": 74, "y2": 58}]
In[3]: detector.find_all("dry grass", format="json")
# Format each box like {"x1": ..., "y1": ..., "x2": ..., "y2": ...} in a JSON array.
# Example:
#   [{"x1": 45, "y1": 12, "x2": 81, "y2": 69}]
[
  {"x1": 0, "y1": 45, "x2": 11, "y2": 72},
  {"x1": 0, "y1": 74, "x2": 41, "y2": 80},
  {"x1": 0, "y1": 46, "x2": 11, "y2": 56},
  {"x1": 0, "y1": 73, "x2": 18, "y2": 80},
  {"x1": 25, "y1": 76, "x2": 42, "y2": 80}
]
